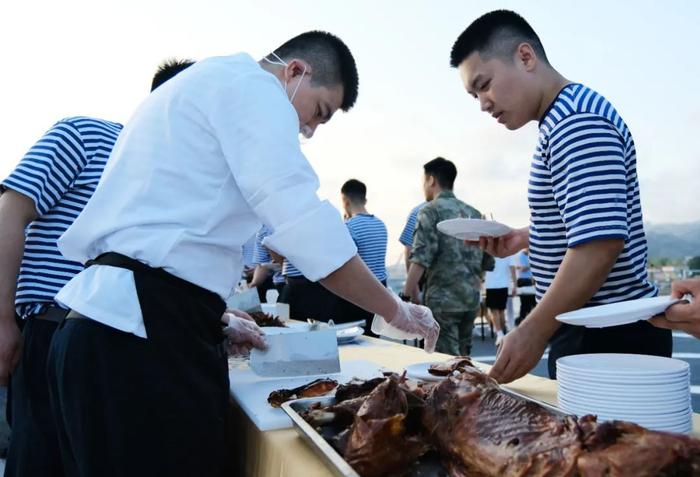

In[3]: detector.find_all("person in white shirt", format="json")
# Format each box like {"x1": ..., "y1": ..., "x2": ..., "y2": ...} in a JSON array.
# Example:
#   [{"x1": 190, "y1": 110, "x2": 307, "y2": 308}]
[
  {"x1": 484, "y1": 256, "x2": 513, "y2": 346},
  {"x1": 46, "y1": 31, "x2": 439, "y2": 477},
  {"x1": 513, "y1": 248, "x2": 536, "y2": 325}
]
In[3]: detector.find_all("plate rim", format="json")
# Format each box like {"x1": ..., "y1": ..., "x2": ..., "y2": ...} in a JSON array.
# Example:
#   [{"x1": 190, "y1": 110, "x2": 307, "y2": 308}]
[
  {"x1": 556, "y1": 353, "x2": 689, "y2": 375},
  {"x1": 436, "y1": 218, "x2": 512, "y2": 240},
  {"x1": 556, "y1": 296, "x2": 678, "y2": 327}
]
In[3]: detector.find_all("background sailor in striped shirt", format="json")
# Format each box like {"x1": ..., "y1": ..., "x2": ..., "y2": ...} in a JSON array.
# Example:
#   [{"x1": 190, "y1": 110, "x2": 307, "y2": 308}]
[
  {"x1": 249, "y1": 225, "x2": 286, "y2": 302},
  {"x1": 399, "y1": 202, "x2": 426, "y2": 272},
  {"x1": 240, "y1": 233, "x2": 257, "y2": 284},
  {"x1": 450, "y1": 10, "x2": 670, "y2": 383},
  {"x1": 0, "y1": 59, "x2": 193, "y2": 477},
  {"x1": 336, "y1": 179, "x2": 388, "y2": 328}
]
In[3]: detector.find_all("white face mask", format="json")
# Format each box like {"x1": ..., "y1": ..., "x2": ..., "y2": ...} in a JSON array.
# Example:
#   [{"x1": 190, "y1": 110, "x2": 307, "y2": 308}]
[{"x1": 263, "y1": 53, "x2": 314, "y2": 139}]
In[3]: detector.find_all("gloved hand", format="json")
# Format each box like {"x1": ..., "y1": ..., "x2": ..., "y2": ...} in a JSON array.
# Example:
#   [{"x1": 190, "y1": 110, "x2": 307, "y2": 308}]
[
  {"x1": 222, "y1": 309, "x2": 267, "y2": 357},
  {"x1": 371, "y1": 294, "x2": 440, "y2": 353}
]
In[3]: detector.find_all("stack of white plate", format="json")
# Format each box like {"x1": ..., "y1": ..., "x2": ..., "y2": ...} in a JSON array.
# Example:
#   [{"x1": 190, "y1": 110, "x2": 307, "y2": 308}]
[{"x1": 557, "y1": 354, "x2": 692, "y2": 434}]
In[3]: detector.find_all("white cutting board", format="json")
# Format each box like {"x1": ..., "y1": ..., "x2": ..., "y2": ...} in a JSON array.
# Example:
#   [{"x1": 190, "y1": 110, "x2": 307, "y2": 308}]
[{"x1": 229, "y1": 359, "x2": 384, "y2": 431}]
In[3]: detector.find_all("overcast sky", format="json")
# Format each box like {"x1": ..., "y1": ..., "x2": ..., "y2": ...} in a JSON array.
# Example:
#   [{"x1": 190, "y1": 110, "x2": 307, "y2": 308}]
[{"x1": 2, "y1": 0, "x2": 698, "y2": 264}]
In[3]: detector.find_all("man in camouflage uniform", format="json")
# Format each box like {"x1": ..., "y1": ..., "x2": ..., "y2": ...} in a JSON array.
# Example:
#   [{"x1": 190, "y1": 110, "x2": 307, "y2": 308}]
[{"x1": 402, "y1": 157, "x2": 493, "y2": 355}]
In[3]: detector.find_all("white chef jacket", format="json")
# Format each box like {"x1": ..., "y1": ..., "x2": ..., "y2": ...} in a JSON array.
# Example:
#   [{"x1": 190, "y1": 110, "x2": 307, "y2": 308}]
[{"x1": 55, "y1": 53, "x2": 357, "y2": 338}]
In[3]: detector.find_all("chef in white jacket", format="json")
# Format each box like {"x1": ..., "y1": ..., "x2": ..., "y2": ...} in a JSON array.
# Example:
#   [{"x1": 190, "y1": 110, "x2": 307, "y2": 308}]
[{"x1": 46, "y1": 31, "x2": 439, "y2": 477}]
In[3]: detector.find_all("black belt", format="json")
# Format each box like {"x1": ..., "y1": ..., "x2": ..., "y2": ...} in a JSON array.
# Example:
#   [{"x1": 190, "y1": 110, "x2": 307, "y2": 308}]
[
  {"x1": 285, "y1": 275, "x2": 311, "y2": 284},
  {"x1": 33, "y1": 306, "x2": 69, "y2": 323},
  {"x1": 84, "y1": 252, "x2": 226, "y2": 346},
  {"x1": 86, "y1": 252, "x2": 218, "y2": 302}
]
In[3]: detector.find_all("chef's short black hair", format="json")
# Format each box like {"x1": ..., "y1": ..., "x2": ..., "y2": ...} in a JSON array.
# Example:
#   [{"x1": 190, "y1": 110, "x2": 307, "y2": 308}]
[
  {"x1": 450, "y1": 10, "x2": 549, "y2": 68},
  {"x1": 151, "y1": 58, "x2": 196, "y2": 91},
  {"x1": 269, "y1": 31, "x2": 359, "y2": 111},
  {"x1": 424, "y1": 157, "x2": 457, "y2": 190},
  {"x1": 341, "y1": 179, "x2": 367, "y2": 204}
]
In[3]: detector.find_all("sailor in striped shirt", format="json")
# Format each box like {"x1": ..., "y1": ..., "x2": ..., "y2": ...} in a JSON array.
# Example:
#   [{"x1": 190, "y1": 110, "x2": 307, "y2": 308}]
[
  {"x1": 0, "y1": 59, "x2": 193, "y2": 476},
  {"x1": 399, "y1": 202, "x2": 426, "y2": 271},
  {"x1": 336, "y1": 179, "x2": 388, "y2": 327},
  {"x1": 450, "y1": 10, "x2": 670, "y2": 383},
  {"x1": 249, "y1": 225, "x2": 286, "y2": 301},
  {"x1": 341, "y1": 180, "x2": 387, "y2": 283},
  {"x1": 241, "y1": 233, "x2": 257, "y2": 283}
]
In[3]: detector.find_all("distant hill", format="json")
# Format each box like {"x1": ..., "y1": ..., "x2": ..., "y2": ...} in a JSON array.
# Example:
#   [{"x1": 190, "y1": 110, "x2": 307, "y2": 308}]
[{"x1": 645, "y1": 221, "x2": 700, "y2": 260}]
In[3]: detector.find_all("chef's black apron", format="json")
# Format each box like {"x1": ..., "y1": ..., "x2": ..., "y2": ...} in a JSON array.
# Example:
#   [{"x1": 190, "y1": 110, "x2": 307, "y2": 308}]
[
  {"x1": 547, "y1": 320, "x2": 672, "y2": 379},
  {"x1": 47, "y1": 253, "x2": 230, "y2": 477}
]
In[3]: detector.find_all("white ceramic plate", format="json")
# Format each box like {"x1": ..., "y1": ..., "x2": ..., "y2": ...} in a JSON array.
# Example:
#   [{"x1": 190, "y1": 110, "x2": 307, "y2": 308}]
[
  {"x1": 558, "y1": 378, "x2": 689, "y2": 392},
  {"x1": 557, "y1": 366, "x2": 690, "y2": 381},
  {"x1": 556, "y1": 297, "x2": 684, "y2": 328},
  {"x1": 559, "y1": 400, "x2": 692, "y2": 420},
  {"x1": 558, "y1": 399, "x2": 692, "y2": 417},
  {"x1": 556, "y1": 353, "x2": 689, "y2": 376},
  {"x1": 557, "y1": 384, "x2": 690, "y2": 403},
  {"x1": 559, "y1": 402, "x2": 691, "y2": 418},
  {"x1": 558, "y1": 370, "x2": 690, "y2": 386},
  {"x1": 404, "y1": 362, "x2": 449, "y2": 382},
  {"x1": 557, "y1": 395, "x2": 690, "y2": 416},
  {"x1": 557, "y1": 375, "x2": 689, "y2": 392},
  {"x1": 336, "y1": 326, "x2": 364, "y2": 344},
  {"x1": 557, "y1": 389, "x2": 690, "y2": 410},
  {"x1": 436, "y1": 218, "x2": 512, "y2": 241}
]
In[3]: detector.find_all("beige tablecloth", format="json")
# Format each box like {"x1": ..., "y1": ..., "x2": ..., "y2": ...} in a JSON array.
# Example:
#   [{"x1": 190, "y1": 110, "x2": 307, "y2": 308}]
[{"x1": 230, "y1": 337, "x2": 700, "y2": 476}]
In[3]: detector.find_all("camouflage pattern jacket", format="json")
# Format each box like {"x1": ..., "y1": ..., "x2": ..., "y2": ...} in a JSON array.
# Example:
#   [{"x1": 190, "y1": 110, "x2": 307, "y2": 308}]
[{"x1": 410, "y1": 190, "x2": 494, "y2": 313}]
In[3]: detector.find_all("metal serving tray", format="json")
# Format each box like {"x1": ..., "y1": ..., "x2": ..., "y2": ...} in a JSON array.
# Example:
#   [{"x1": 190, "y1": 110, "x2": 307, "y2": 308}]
[
  {"x1": 283, "y1": 396, "x2": 360, "y2": 477},
  {"x1": 282, "y1": 386, "x2": 572, "y2": 477}
]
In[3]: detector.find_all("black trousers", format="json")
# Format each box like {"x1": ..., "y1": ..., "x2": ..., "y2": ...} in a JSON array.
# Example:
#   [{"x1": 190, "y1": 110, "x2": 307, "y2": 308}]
[
  {"x1": 516, "y1": 294, "x2": 536, "y2": 325},
  {"x1": 46, "y1": 253, "x2": 229, "y2": 477},
  {"x1": 254, "y1": 274, "x2": 275, "y2": 303},
  {"x1": 547, "y1": 321, "x2": 673, "y2": 379},
  {"x1": 279, "y1": 276, "x2": 340, "y2": 322},
  {"x1": 334, "y1": 280, "x2": 387, "y2": 337},
  {"x1": 5, "y1": 315, "x2": 64, "y2": 477}
]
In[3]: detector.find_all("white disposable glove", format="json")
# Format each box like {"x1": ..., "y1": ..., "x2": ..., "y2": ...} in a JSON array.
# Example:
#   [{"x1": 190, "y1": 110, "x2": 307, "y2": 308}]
[
  {"x1": 371, "y1": 293, "x2": 440, "y2": 353},
  {"x1": 222, "y1": 309, "x2": 267, "y2": 357}
]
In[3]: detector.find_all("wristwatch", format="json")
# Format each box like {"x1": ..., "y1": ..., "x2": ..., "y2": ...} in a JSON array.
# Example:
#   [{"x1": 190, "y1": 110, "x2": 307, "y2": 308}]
[{"x1": 398, "y1": 292, "x2": 411, "y2": 302}]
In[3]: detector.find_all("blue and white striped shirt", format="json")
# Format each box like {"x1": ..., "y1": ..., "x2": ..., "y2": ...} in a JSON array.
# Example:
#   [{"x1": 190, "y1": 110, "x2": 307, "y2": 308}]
[
  {"x1": 399, "y1": 202, "x2": 427, "y2": 246},
  {"x1": 1, "y1": 117, "x2": 123, "y2": 317},
  {"x1": 282, "y1": 260, "x2": 303, "y2": 278},
  {"x1": 241, "y1": 233, "x2": 256, "y2": 268},
  {"x1": 253, "y1": 225, "x2": 285, "y2": 284},
  {"x1": 254, "y1": 225, "x2": 303, "y2": 279},
  {"x1": 528, "y1": 83, "x2": 656, "y2": 304},
  {"x1": 346, "y1": 214, "x2": 388, "y2": 282}
]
